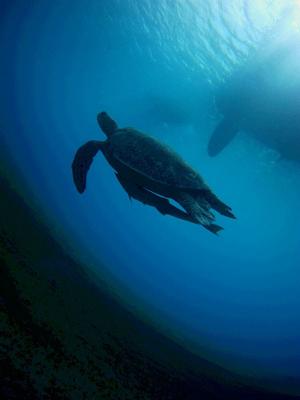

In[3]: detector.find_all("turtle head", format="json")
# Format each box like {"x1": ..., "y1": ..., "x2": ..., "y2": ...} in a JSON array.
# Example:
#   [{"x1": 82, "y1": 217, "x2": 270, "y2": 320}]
[{"x1": 97, "y1": 112, "x2": 118, "y2": 137}]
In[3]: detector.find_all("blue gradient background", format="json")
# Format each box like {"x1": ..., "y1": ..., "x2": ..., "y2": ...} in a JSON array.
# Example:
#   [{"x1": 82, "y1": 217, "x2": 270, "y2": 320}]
[{"x1": 1, "y1": 0, "x2": 299, "y2": 392}]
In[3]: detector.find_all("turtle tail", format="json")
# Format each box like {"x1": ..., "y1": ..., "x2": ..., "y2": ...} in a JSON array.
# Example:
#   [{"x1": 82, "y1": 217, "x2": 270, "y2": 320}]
[{"x1": 72, "y1": 140, "x2": 104, "y2": 193}]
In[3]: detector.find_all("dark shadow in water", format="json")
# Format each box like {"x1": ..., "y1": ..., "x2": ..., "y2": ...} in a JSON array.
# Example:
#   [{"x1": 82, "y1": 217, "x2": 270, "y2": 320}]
[{"x1": 0, "y1": 157, "x2": 298, "y2": 399}]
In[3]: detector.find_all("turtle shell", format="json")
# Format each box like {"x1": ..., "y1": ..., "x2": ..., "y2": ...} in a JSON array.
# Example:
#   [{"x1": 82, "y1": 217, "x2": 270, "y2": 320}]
[{"x1": 107, "y1": 128, "x2": 208, "y2": 191}]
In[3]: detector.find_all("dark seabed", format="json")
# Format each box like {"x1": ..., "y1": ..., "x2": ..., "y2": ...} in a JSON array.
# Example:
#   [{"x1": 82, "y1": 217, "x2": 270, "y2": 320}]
[
  {"x1": 1, "y1": 1, "x2": 300, "y2": 399},
  {"x1": 0, "y1": 156, "x2": 298, "y2": 399}
]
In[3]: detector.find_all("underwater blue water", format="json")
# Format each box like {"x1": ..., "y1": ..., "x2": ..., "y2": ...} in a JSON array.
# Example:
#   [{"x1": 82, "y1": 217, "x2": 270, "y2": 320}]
[{"x1": 1, "y1": 0, "x2": 300, "y2": 387}]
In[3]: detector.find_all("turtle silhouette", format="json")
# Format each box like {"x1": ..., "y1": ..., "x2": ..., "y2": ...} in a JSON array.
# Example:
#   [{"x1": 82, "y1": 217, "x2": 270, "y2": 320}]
[{"x1": 72, "y1": 112, "x2": 235, "y2": 234}]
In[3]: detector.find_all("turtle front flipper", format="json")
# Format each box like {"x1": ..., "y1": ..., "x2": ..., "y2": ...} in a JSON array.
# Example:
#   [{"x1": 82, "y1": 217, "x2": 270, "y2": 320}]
[
  {"x1": 208, "y1": 116, "x2": 240, "y2": 156},
  {"x1": 72, "y1": 140, "x2": 104, "y2": 193},
  {"x1": 116, "y1": 174, "x2": 195, "y2": 223}
]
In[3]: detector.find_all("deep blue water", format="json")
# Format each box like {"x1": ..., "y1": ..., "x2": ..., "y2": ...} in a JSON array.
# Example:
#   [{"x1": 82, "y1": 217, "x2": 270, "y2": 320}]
[{"x1": 1, "y1": 0, "x2": 300, "y2": 389}]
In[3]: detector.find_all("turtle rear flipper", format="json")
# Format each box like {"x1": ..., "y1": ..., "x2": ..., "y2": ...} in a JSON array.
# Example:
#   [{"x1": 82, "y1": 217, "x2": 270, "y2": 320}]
[
  {"x1": 203, "y1": 191, "x2": 236, "y2": 219},
  {"x1": 208, "y1": 116, "x2": 240, "y2": 156},
  {"x1": 72, "y1": 140, "x2": 103, "y2": 193},
  {"x1": 204, "y1": 223, "x2": 223, "y2": 235},
  {"x1": 176, "y1": 193, "x2": 221, "y2": 234}
]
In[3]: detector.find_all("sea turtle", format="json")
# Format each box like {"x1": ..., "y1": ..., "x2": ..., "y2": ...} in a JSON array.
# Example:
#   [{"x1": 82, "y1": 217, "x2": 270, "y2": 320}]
[{"x1": 72, "y1": 112, "x2": 235, "y2": 234}]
